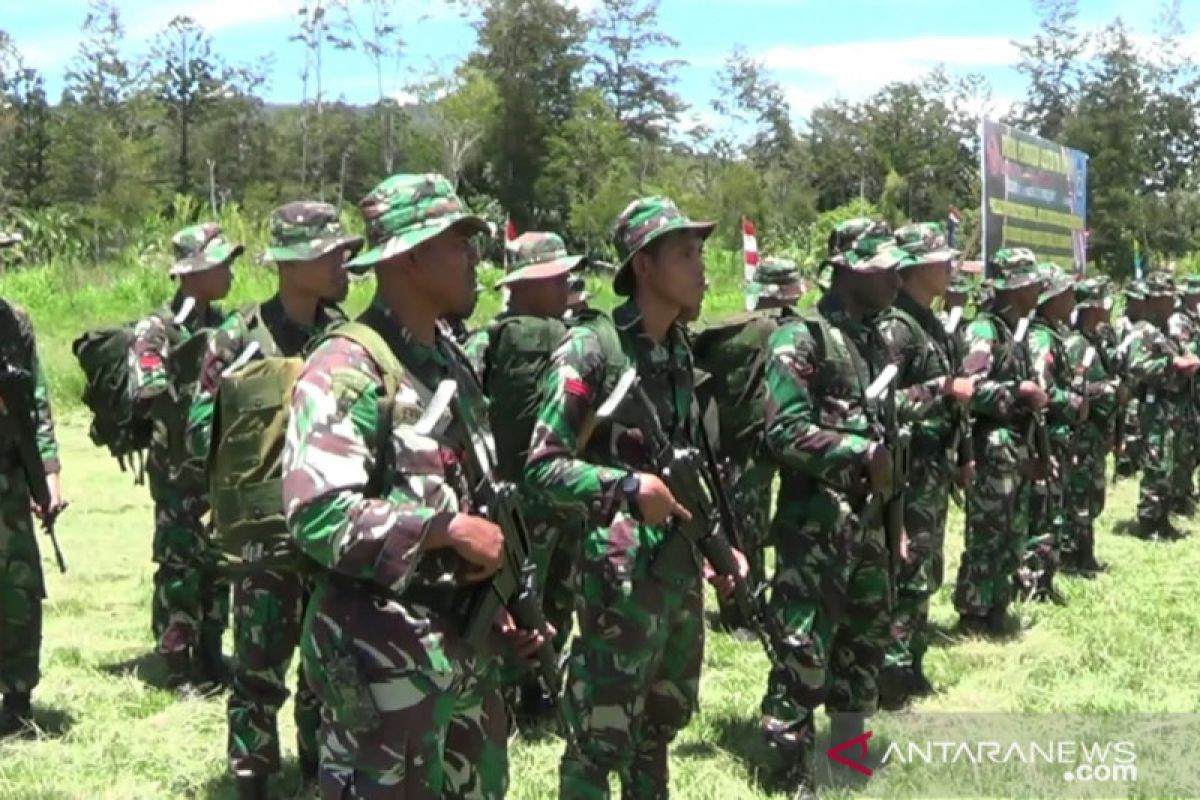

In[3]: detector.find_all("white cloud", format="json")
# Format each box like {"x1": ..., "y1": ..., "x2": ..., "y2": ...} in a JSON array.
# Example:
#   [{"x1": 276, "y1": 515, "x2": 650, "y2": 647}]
[{"x1": 132, "y1": 0, "x2": 295, "y2": 38}]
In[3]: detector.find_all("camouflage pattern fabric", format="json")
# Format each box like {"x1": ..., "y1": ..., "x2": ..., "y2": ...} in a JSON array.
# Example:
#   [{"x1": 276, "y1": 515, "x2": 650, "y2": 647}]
[
  {"x1": 954, "y1": 309, "x2": 1035, "y2": 620},
  {"x1": 169, "y1": 223, "x2": 244, "y2": 276},
  {"x1": 283, "y1": 299, "x2": 508, "y2": 799},
  {"x1": 759, "y1": 294, "x2": 893, "y2": 752},
  {"x1": 0, "y1": 302, "x2": 59, "y2": 695},
  {"x1": 524, "y1": 299, "x2": 705, "y2": 799},
  {"x1": 263, "y1": 201, "x2": 363, "y2": 264},
  {"x1": 131, "y1": 295, "x2": 228, "y2": 657},
  {"x1": 611, "y1": 196, "x2": 715, "y2": 295},
  {"x1": 878, "y1": 290, "x2": 961, "y2": 670},
  {"x1": 498, "y1": 231, "x2": 584, "y2": 286},
  {"x1": 1167, "y1": 303, "x2": 1200, "y2": 505}
]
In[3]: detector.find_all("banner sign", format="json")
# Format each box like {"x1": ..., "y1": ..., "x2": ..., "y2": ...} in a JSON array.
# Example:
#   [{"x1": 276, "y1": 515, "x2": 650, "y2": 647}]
[{"x1": 981, "y1": 119, "x2": 1089, "y2": 273}]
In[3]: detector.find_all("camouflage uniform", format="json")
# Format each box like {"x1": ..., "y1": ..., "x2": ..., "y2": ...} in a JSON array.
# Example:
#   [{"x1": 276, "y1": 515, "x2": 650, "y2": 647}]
[
  {"x1": 188, "y1": 204, "x2": 360, "y2": 785},
  {"x1": 759, "y1": 244, "x2": 908, "y2": 788},
  {"x1": 1021, "y1": 266, "x2": 1086, "y2": 601},
  {"x1": 954, "y1": 250, "x2": 1044, "y2": 627},
  {"x1": 1129, "y1": 274, "x2": 1191, "y2": 540},
  {"x1": 524, "y1": 197, "x2": 715, "y2": 799},
  {"x1": 1114, "y1": 291, "x2": 1149, "y2": 478},
  {"x1": 1063, "y1": 279, "x2": 1119, "y2": 573},
  {"x1": 0, "y1": 300, "x2": 59, "y2": 721},
  {"x1": 131, "y1": 224, "x2": 240, "y2": 670},
  {"x1": 1168, "y1": 280, "x2": 1200, "y2": 509},
  {"x1": 283, "y1": 175, "x2": 509, "y2": 799},
  {"x1": 877, "y1": 223, "x2": 965, "y2": 693}
]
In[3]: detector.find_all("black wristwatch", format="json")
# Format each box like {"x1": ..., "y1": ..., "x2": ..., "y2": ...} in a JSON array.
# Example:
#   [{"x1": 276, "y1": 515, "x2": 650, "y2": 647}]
[{"x1": 620, "y1": 472, "x2": 642, "y2": 519}]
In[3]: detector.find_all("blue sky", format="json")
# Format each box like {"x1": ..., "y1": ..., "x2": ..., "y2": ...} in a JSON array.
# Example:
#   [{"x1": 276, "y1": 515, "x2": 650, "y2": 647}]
[{"x1": 5, "y1": 0, "x2": 1193, "y2": 131}]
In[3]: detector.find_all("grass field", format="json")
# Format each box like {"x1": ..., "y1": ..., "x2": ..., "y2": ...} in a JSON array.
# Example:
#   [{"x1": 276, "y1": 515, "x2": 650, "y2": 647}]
[{"x1": 2, "y1": 415, "x2": 1199, "y2": 799}]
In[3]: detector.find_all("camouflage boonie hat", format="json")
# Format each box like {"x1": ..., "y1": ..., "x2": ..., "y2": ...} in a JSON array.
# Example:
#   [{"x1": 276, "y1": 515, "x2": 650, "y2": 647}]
[
  {"x1": 499, "y1": 232, "x2": 584, "y2": 286},
  {"x1": 611, "y1": 196, "x2": 715, "y2": 296},
  {"x1": 895, "y1": 222, "x2": 959, "y2": 268},
  {"x1": 1074, "y1": 277, "x2": 1112, "y2": 310},
  {"x1": 347, "y1": 173, "x2": 489, "y2": 273},
  {"x1": 947, "y1": 270, "x2": 972, "y2": 295},
  {"x1": 1181, "y1": 275, "x2": 1200, "y2": 295},
  {"x1": 988, "y1": 247, "x2": 1041, "y2": 290},
  {"x1": 264, "y1": 201, "x2": 363, "y2": 264},
  {"x1": 747, "y1": 256, "x2": 804, "y2": 303},
  {"x1": 1124, "y1": 281, "x2": 1148, "y2": 302},
  {"x1": 0, "y1": 231, "x2": 23, "y2": 249},
  {"x1": 1145, "y1": 272, "x2": 1176, "y2": 297},
  {"x1": 828, "y1": 218, "x2": 892, "y2": 257},
  {"x1": 169, "y1": 223, "x2": 244, "y2": 276},
  {"x1": 827, "y1": 242, "x2": 911, "y2": 274},
  {"x1": 1036, "y1": 263, "x2": 1075, "y2": 305}
]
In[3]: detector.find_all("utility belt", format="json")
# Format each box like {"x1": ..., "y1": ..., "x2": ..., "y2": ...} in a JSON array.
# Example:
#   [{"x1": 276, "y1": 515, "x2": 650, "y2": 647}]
[{"x1": 326, "y1": 571, "x2": 471, "y2": 628}]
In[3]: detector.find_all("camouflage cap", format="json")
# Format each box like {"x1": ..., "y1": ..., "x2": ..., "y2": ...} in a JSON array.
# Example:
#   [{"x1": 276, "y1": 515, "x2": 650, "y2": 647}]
[
  {"x1": 1124, "y1": 281, "x2": 1148, "y2": 302},
  {"x1": 828, "y1": 217, "x2": 892, "y2": 257},
  {"x1": 264, "y1": 201, "x2": 363, "y2": 264},
  {"x1": 169, "y1": 223, "x2": 244, "y2": 276},
  {"x1": 828, "y1": 242, "x2": 911, "y2": 274},
  {"x1": 988, "y1": 247, "x2": 1041, "y2": 291},
  {"x1": 947, "y1": 270, "x2": 973, "y2": 295},
  {"x1": 1036, "y1": 263, "x2": 1075, "y2": 305},
  {"x1": 611, "y1": 196, "x2": 715, "y2": 296},
  {"x1": 498, "y1": 231, "x2": 584, "y2": 286},
  {"x1": 1181, "y1": 275, "x2": 1200, "y2": 295},
  {"x1": 347, "y1": 173, "x2": 489, "y2": 273},
  {"x1": 894, "y1": 222, "x2": 959, "y2": 268},
  {"x1": 747, "y1": 256, "x2": 804, "y2": 303},
  {"x1": 1145, "y1": 272, "x2": 1176, "y2": 297},
  {"x1": 0, "y1": 231, "x2": 23, "y2": 249},
  {"x1": 1074, "y1": 277, "x2": 1112, "y2": 310}
]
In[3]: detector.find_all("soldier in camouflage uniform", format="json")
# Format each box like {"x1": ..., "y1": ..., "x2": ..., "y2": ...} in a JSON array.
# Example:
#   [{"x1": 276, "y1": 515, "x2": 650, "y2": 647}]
[
  {"x1": 130, "y1": 224, "x2": 240, "y2": 687},
  {"x1": 524, "y1": 196, "x2": 743, "y2": 799},
  {"x1": 1168, "y1": 278, "x2": 1200, "y2": 513},
  {"x1": 1114, "y1": 285, "x2": 1150, "y2": 479},
  {"x1": 758, "y1": 239, "x2": 907, "y2": 799},
  {"x1": 1020, "y1": 265, "x2": 1087, "y2": 604},
  {"x1": 462, "y1": 231, "x2": 585, "y2": 725},
  {"x1": 1062, "y1": 278, "x2": 1119, "y2": 576},
  {"x1": 954, "y1": 249, "x2": 1049, "y2": 634},
  {"x1": 0, "y1": 270, "x2": 64, "y2": 737},
  {"x1": 283, "y1": 174, "x2": 546, "y2": 799},
  {"x1": 187, "y1": 203, "x2": 362, "y2": 799},
  {"x1": 876, "y1": 223, "x2": 975, "y2": 708},
  {"x1": 1128, "y1": 273, "x2": 1200, "y2": 541},
  {"x1": 565, "y1": 271, "x2": 591, "y2": 320}
]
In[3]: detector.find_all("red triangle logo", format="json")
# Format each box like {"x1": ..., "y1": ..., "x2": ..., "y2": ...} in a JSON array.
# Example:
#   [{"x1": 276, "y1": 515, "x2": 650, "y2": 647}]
[{"x1": 826, "y1": 730, "x2": 874, "y2": 776}]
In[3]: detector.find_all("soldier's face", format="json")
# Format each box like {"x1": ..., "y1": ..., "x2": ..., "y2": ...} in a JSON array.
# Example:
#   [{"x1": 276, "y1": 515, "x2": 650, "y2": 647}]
[
  {"x1": 1148, "y1": 294, "x2": 1174, "y2": 320},
  {"x1": 414, "y1": 227, "x2": 480, "y2": 318},
  {"x1": 1010, "y1": 282, "x2": 1041, "y2": 315},
  {"x1": 637, "y1": 231, "x2": 707, "y2": 312},
  {"x1": 511, "y1": 274, "x2": 570, "y2": 318},
  {"x1": 1041, "y1": 290, "x2": 1075, "y2": 324},
  {"x1": 285, "y1": 248, "x2": 350, "y2": 302},
  {"x1": 856, "y1": 268, "x2": 900, "y2": 313},
  {"x1": 186, "y1": 262, "x2": 234, "y2": 301}
]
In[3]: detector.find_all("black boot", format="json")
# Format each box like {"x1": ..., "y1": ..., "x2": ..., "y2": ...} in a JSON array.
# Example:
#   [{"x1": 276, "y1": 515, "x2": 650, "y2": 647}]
[
  {"x1": 193, "y1": 628, "x2": 229, "y2": 691},
  {"x1": 876, "y1": 665, "x2": 912, "y2": 710},
  {"x1": 0, "y1": 692, "x2": 33, "y2": 737},
  {"x1": 162, "y1": 649, "x2": 194, "y2": 690},
  {"x1": 909, "y1": 652, "x2": 935, "y2": 697},
  {"x1": 235, "y1": 774, "x2": 269, "y2": 800},
  {"x1": 1078, "y1": 536, "x2": 1108, "y2": 576},
  {"x1": 763, "y1": 718, "x2": 819, "y2": 800},
  {"x1": 299, "y1": 751, "x2": 320, "y2": 786},
  {"x1": 957, "y1": 614, "x2": 990, "y2": 636},
  {"x1": 985, "y1": 605, "x2": 1009, "y2": 636}
]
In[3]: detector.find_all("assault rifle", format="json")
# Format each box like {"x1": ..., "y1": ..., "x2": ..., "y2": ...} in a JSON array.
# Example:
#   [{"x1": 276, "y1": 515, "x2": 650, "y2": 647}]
[
  {"x1": 864, "y1": 363, "x2": 909, "y2": 612},
  {"x1": 943, "y1": 306, "x2": 974, "y2": 507}
]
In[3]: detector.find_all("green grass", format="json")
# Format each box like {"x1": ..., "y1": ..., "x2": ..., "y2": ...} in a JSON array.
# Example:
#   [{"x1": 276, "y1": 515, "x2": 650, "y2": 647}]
[{"x1": 3, "y1": 417, "x2": 1200, "y2": 799}]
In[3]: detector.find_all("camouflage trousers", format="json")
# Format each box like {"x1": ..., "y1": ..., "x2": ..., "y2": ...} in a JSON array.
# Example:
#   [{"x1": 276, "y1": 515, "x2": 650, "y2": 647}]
[
  {"x1": 761, "y1": 489, "x2": 891, "y2": 741},
  {"x1": 955, "y1": 435, "x2": 1030, "y2": 618},
  {"x1": 1171, "y1": 407, "x2": 1198, "y2": 502},
  {"x1": 1137, "y1": 405, "x2": 1177, "y2": 533},
  {"x1": 559, "y1": 516, "x2": 704, "y2": 800},
  {"x1": 1021, "y1": 450, "x2": 1067, "y2": 597},
  {"x1": 1115, "y1": 399, "x2": 1142, "y2": 477},
  {"x1": 1063, "y1": 432, "x2": 1108, "y2": 567},
  {"x1": 884, "y1": 458, "x2": 949, "y2": 670},
  {"x1": 0, "y1": 468, "x2": 43, "y2": 695},
  {"x1": 149, "y1": 474, "x2": 228, "y2": 655},
  {"x1": 227, "y1": 566, "x2": 319, "y2": 777},
  {"x1": 301, "y1": 582, "x2": 509, "y2": 799}
]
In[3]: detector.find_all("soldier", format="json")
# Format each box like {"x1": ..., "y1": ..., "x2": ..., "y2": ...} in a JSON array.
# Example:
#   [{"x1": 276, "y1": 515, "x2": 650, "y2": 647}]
[
  {"x1": 1128, "y1": 273, "x2": 1200, "y2": 541},
  {"x1": 693, "y1": 256, "x2": 805, "y2": 635},
  {"x1": 187, "y1": 203, "x2": 362, "y2": 799},
  {"x1": 524, "y1": 196, "x2": 743, "y2": 798},
  {"x1": 1168, "y1": 278, "x2": 1200, "y2": 513},
  {"x1": 1114, "y1": 284, "x2": 1150, "y2": 479},
  {"x1": 564, "y1": 271, "x2": 591, "y2": 320},
  {"x1": 1021, "y1": 265, "x2": 1087, "y2": 604},
  {"x1": 759, "y1": 240, "x2": 906, "y2": 799},
  {"x1": 1063, "y1": 278, "x2": 1119, "y2": 576},
  {"x1": 282, "y1": 174, "x2": 545, "y2": 798},
  {"x1": 876, "y1": 223, "x2": 974, "y2": 708},
  {"x1": 0, "y1": 263, "x2": 64, "y2": 737},
  {"x1": 130, "y1": 224, "x2": 240, "y2": 687},
  {"x1": 462, "y1": 231, "x2": 585, "y2": 725},
  {"x1": 954, "y1": 248, "x2": 1048, "y2": 635}
]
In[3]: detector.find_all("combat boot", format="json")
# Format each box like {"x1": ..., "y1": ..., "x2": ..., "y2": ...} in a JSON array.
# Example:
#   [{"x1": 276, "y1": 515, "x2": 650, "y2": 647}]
[
  {"x1": 0, "y1": 692, "x2": 33, "y2": 738},
  {"x1": 299, "y1": 750, "x2": 320, "y2": 786},
  {"x1": 235, "y1": 774, "x2": 269, "y2": 800},
  {"x1": 763, "y1": 717, "x2": 819, "y2": 800},
  {"x1": 957, "y1": 614, "x2": 989, "y2": 636},
  {"x1": 1077, "y1": 538, "x2": 1108, "y2": 576},
  {"x1": 193, "y1": 627, "x2": 229, "y2": 691},
  {"x1": 162, "y1": 648, "x2": 194, "y2": 690},
  {"x1": 909, "y1": 652, "x2": 935, "y2": 697},
  {"x1": 985, "y1": 605, "x2": 1009, "y2": 636},
  {"x1": 876, "y1": 665, "x2": 912, "y2": 710}
]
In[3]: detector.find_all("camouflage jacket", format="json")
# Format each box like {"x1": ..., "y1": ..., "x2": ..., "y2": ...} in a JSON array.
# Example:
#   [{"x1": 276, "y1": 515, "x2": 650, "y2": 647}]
[
  {"x1": 284, "y1": 298, "x2": 492, "y2": 599},
  {"x1": 1168, "y1": 308, "x2": 1200, "y2": 359},
  {"x1": 188, "y1": 295, "x2": 346, "y2": 464},
  {"x1": 129, "y1": 292, "x2": 225, "y2": 402},
  {"x1": 1126, "y1": 318, "x2": 1187, "y2": 403},
  {"x1": 1066, "y1": 327, "x2": 1120, "y2": 442},
  {"x1": 879, "y1": 290, "x2": 961, "y2": 460},
  {"x1": 524, "y1": 300, "x2": 699, "y2": 574},
  {"x1": 961, "y1": 309, "x2": 1034, "y2": 434},
  {"x1": 763, "y1": 293, "x2": 889, "y2": 497},
  {"x1": 1028, "y1": 317, "x2": 1087, "y2": 448},
  {"x1": 0, "y1": 300, "x2": 60, "y2": 473}
]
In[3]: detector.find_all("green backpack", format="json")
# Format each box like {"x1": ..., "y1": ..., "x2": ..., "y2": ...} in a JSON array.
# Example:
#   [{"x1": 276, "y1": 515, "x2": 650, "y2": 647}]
[
  {"x1": 73, "y1": 323, "x2": 155, "y2": 479},
  {"x1": 207, "y1": 321, "x2": 399, "y2": 574},
  {"x1": 692, "y1": 307, "x2": 795, "y2": 463},
  {"x1": 480, "y1": 315, "x2": 568, "y2": 483},
  {"x1": 153, "y1": 327, "x2": 214, "y2": 487}
]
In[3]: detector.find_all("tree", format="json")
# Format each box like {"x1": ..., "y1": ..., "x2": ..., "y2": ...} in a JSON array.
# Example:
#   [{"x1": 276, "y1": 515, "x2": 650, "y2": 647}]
[
  {"x1": 291, "y1": 1, "x2": 353, "y2": 197},
  {"x1": 713, "y1": 48, "x2": 799, "y2": 167},
  {"x1": 3, "y1": 67, "x2": 52, "y2": 208},
  {"x1": 587, "y1": 0, "x2": 684, "y2": 143},
  {"x1": 416, "y1": 66, "x2": 500, "y2": 190},
  {"x1": 1013, "y1": 0, "x2": 1086, "y2": 141},
  {"x1": 336, "y1": 0, "x2": 405, "y2": 173}
]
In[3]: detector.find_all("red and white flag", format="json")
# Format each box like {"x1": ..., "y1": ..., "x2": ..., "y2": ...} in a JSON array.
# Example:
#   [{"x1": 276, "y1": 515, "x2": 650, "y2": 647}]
[
  {"x1": 503, "y1": 217, "x2": 519, "y2": 267},
  {"x1": 743, "y1": 217, "x2": 759, "y2": 310}
]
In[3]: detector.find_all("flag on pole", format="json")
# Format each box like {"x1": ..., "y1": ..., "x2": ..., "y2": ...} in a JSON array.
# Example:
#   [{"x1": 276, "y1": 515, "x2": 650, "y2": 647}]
[
  {"x1": 1133, "y1": 239, "x2": 1144, "y2": 280},
  {"x1": 743, "y1": 217, "x2": 759, "y2": 311},
  {"x1": 947, "y1": 206, "x2": 961, "y2": 249},
  {"x1": 503, "y1": 217, "x2": 519, "y2": 268}
]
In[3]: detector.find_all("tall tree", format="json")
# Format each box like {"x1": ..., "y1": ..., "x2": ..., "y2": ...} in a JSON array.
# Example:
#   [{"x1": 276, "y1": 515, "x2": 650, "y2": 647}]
[
  {"x1": 291, "y1": 1, "x2": 353, "y2": 197},
  {"x1": 713, "y1": 48, "x2": 798, "y2": 167},
  {"x1": 588, "y1": 0, "x2": 684, "y2": 143},
  {"x1": 3, "y1": 67, "x2": 52, "y2": 208},
  {"x1": 1013, "y1": 0, "x2": 1086, "y2": 140},
  {"x1": 415, "y1": 66, "x2": 501, "y2": 190},
  {"x1": 336, "y1": 0, "x2": 405, "y2": 173}
]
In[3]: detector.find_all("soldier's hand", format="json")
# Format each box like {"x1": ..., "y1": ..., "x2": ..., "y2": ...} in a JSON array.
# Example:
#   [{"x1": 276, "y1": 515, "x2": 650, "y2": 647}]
[
  {"x1": 634, "y1": 473, "x2": 692, "y2": 527},
  {"x1": 943, "y1": 376, "x2": 975, "y2": 404},
  {"x1": 32, "y1": 473, "x2": 65, "y2": 521},
  {"x1": 1018, "y1": 381, "x2": 1049, "y2": 411},
  {"x1": 493, "y1": 608, "x2": 551, "y2": 662},
  {"x1": 1116, "y1": 383, "x2": 1132, "y2": 405},
  {"x1": 899, "y1": 528, "x2": 910, "y2": 562},
  {"x1": 1076, "y1": 396, "x2": 1090, "y2": 424},
  {"x1": 440, "y1": 514, "x2": 504, "y2": 583},
  {"x1": 704, "y1": 547, "x2": 750, "y2": 600},
  {"x1": 955, "y1": 461, "x2": 976, "y2": 489},
  {"x1": 865, "y1": 443, "x2": 893, "y2": 496}
]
